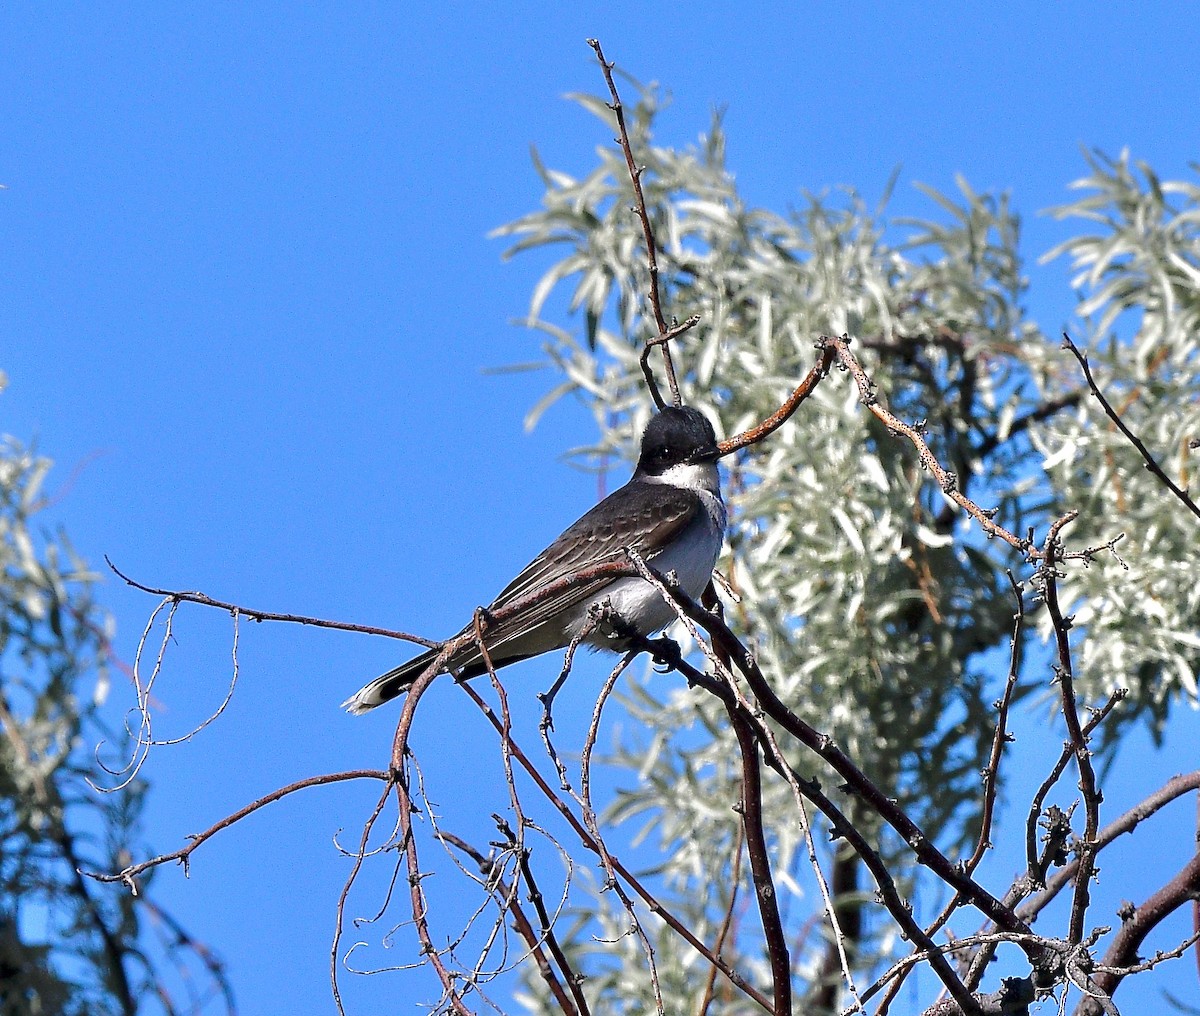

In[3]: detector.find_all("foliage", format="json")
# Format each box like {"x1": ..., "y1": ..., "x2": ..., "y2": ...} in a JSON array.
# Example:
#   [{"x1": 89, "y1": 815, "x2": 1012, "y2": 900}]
[
  {"x1": 1037, "y1": 151, "x2": 1200, "y2": 747},
  {"x1": 494, "y1": 86, "x2": 1200, "y2": 1009},
  {"x1": 0, "y1": 424, "x2": 230, "y2": 1015}
]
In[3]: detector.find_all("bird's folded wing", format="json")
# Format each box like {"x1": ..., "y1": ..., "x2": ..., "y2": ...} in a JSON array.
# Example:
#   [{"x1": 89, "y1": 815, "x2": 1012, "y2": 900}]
[{"x1": 466, "y1": 485, "x2": 699, "y2": 651}]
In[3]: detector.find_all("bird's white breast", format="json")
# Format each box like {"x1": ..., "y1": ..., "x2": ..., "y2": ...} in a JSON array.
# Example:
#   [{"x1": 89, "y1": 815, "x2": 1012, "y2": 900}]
[{"x1": 575, "y1": 461, "x2": 725, "y2": 642}]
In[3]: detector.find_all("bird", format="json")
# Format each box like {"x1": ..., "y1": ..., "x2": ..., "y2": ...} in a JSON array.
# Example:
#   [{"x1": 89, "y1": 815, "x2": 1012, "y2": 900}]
[{"x1": 342, "y1": 405, "x2": 726, "y2": 714}]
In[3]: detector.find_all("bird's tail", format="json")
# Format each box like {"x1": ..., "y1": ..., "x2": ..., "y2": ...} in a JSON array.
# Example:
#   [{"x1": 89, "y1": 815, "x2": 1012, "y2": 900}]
[{"x1": 341, "y1": 650, "x2": 441, "y2": 715}]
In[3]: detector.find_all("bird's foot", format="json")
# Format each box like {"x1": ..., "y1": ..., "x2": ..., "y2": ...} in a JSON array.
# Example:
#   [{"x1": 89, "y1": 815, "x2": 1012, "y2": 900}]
[{"x1": 644, "y1": 635, "x2": 684, "y2": 672}]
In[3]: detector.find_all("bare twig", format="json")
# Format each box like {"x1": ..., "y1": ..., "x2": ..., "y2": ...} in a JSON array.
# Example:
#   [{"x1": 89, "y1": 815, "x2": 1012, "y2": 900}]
[
  {"x1": 106, "y1": 556, "x2": 439, "y2": 647},
  {"x1": 1017, "y1": 771, "x2": 1200, "y2": 923},
  {"x1": 697, "y1": 822, "x2": 745, "y2": 1016},
  {"x1": 961, "y1": 574, "x2": 1025, "y2": 870},
  {"x1": 1095, "y1": 927, "x2": 1200, "y2": 978},
  {"x1": 1061, "y1": 333, "x2": 1200, "y2": 523},
  {"x1": 587, "y1": 37, "x2": 687, "y2": 409},
  {"x1": 465, "y1": 611, "x2": 536, "y2": 992},
  {"x1": 1022, "y1": 686, "x2": 1124, "y2": 886},
  {"x1": 83, "y1": 769, "x2": 390, "y2": 889},
  {"x1": 825, "y1": 336, "x2": 1039, "y2": 557},
  {"x1": 93, "y1": 597, "x2": 178, "y2": 792},
  {"x1": 439, "y1": 829, "x2": 584, "y2": 1016},
  {"x1": 625, "y1": 552, "x2": 981, "y2": 1014},
  {"x1": 388, "y1": 653, "x2": 474, "y2": 1013},
  {"x1": 579, "y1": 652, "x2": 668, "y2": 1014},
  {"x1": 538, "y1": 603, "x2": 607, "y2": 741},
  {"x1": 454, "y1": 676, "x2": 774, "y2": 1013},
  {"x1": 511, "y1": 828, "x2": 591, "y2": 1016},
  {"x1": 728, "y1": 708, "x2": 793, "y2": 1015},
  {"x1": 331, "y1": 781, "x2": 396, "y2": 1015},
  {"x1": 700, "y1": 585, "x2": 861, "y2": 1013},
  {"x1": 716, "y1": 342, "x2": 837, "y2": 456},
  {"x1": 649, "y1": 567, "x2": 1036, "y2": 948},
  {"x1": 1075, "y1": 851, "x2": 1200, "y2": 1015},
  {"x1": 961, "y1": 696, "x2": 1132, "y2": 994},
  {"x1": 878, "y1": 574, "x2": 1028, "y2": 1012},
  {"x1": 1037, "y1": 514, "x2": 1103, "y2": 947}
]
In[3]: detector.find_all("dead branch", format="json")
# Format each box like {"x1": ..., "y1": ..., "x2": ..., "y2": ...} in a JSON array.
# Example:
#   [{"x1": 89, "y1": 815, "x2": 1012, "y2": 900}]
[
  {"x1": 625, "y1": 553, "x2": 987, "y2": 1014},
  {"x1": 652, "y1": 569, "x2": 1038, "y2": 952},
  {"x1": 331, "y1": 781, "x2": 396, "y2": 1015},
  {"x1": 875, "y1": 573, "x2": 1028, "y2": 1012},
  {"x1": 697, "y1": 821, "x2": 745, "y2": 1016},
  {"x1": 1018, "y1": 770, "x2": 1200, "y2": 923},
  {"x1": 439, "y1": 828, "x2": 584, "y2": 1016},
  {"x1": 825, "y1": 336, "x2": 1040, "y2": 557},
  {"x1": 106, "y1": 556, "x2": 440, "y2": 648}
]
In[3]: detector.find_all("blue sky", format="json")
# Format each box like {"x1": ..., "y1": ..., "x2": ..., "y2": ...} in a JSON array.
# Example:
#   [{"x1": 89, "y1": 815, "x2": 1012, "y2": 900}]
[{"x1": 3, "y1": 5, "x2": 1199, "y2": 1014}]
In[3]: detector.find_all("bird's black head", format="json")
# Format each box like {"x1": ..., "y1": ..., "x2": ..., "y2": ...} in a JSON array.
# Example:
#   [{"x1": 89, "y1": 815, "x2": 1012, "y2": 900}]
[{"x1": 636, "y1": 406, "x2": 721, "y2": 476}]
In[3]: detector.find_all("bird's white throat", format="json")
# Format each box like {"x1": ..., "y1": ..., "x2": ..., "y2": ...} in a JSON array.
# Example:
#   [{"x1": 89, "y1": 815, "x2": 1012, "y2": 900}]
[{"x1": 646, "y1": 461, "x2": 721, "y2": 496}]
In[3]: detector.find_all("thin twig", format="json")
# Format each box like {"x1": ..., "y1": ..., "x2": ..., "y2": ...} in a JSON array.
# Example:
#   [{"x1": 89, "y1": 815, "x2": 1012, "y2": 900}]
[
  {"x1": 465, "y1": 612, "x2": 535, "y2": 992},
  {"x1": 1023, "y1": 687, "x2": 1125, "y2": 887},
  {"x1": 1096, "y1": 927, "x2": 1200, "y2": 978},
  {"x1": 697, "y1": 822, "x2": 745, "y2": 1016},
  {"x1": 389, "y1": 656, "x2": 474, "y2": 1013},
  {"x1": 716, "y1": 342, "x2": 837, "y2": 456},
  {"x1": 1016, "y1": 771, "x2": 1200, "y2": 924},
  {"x1": 1061, "y1": 333, "x2": 1200, "y2": 522},
  {"x1": 439, "y1": 829, "x2": 584, "y2": 1016},
  {"x1": 825, "y1": 336, "x2": 1039, "y2": 557},
  {"x1": 332, "y1": 781, "x2": 396, "y2": 1015},
  {"x1": 728, "y1": 708, "x2": 793, "y2": 1014},
  {"x1": 878, "y1": 574, "x2": 1027, "y2": 1011},
  {"x1": 701, "y1": 586, "x2": 862, "y2": 1013},
  {"x1": 625, "y1": 552, "x2": 980, "y2": 1014},
  {"x1": 588, "y1": 37, "x2": 685, "y2": 409},
  {"x1": 454, "y1": 677, "x2": 775, "y2": 1013},
  {"x1": 107, "y1": 556, "x2": 439, "y2": 647},
  {"x1": 512, "y1": 831, "x2": 591, "y2": 1016},
  {"x1": 1038, "y1": 514, "x2": 1103, "y2": 946},
  {"x1": 83, "y1": 769, "x2": 390, "y2": 889},
  {"x1": 1075, "y1": 851, "x2": 1200, "y2": 1016},
  {"x1": 538, "y1": 604, "x2": 607, "y2": 739},
  {"x1": 579, "y1": 652, "x2": 667, "y2": 1014},
  {"x1": 647, "y1": 561, "x2": 1035, "y2": 944}
]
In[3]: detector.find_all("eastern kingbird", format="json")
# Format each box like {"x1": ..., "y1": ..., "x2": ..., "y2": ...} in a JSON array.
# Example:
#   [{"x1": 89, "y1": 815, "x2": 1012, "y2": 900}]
[{"x1": 343, "y1": 406, "x2": 726, "y2": 714}]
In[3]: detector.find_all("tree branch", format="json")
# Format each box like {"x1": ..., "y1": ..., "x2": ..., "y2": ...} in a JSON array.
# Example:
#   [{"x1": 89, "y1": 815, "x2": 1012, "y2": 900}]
[
  {"x1": 588, "y1": 37, "x2": 687, "y2": 409},
  {"x1": 728, "y1": 706, "x2": 793, "y2": 1014},
  {"x1": 1075, "y1": 850, "x2": 1200, "y2": 1015},
  {"x1": 1062, "y1": 333, "x2": 1200, "y2": 523}
]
